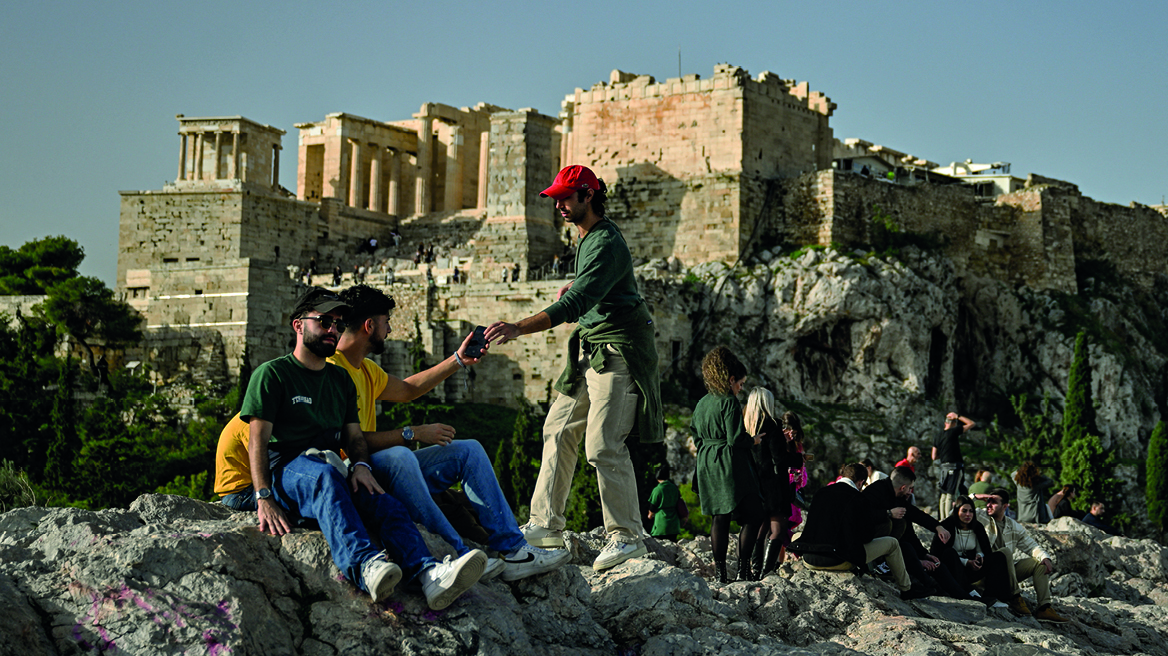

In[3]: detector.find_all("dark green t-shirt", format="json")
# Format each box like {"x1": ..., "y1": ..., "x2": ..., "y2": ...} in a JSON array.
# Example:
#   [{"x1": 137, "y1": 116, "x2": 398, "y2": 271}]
[
  {"x1": 240, "y1": 353, "x2": 360, "y2": 469},
  {"x1": 543, "y1": 219, "x2": 643, "y2": 328}
]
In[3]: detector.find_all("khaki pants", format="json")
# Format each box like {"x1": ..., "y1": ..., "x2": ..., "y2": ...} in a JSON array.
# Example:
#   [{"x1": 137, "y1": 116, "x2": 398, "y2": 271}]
[
  {"x1": 998, "y1": 546, "x2": 1052, "y2": 608},
  {"x1": 529, "y1": 345, "x2": 643, "y2": 543},
  {"x1": 805, "y1": 536, "x2": 911, "y2": 591}
]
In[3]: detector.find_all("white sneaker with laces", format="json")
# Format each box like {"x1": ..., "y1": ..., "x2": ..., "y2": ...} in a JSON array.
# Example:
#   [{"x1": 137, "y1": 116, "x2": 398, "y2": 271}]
[
  {"x1": 421, "y1": 549, "x2": 487, "y2": 610},
  {"x1": 501, "y1": 543, "x2": 572, "y2": 581},
  {"x1": 520, "y1": 522, "x2": 565, "y2": 548},
  {"x1": 593, "y1": 538, "x2": 647, "y2": 571},
  {"x1": 481, "y1": 557, "x2": 506, "y2": 581},
  {"x1": 361, "y1": 552, "x2": 402, "y2": 603}
]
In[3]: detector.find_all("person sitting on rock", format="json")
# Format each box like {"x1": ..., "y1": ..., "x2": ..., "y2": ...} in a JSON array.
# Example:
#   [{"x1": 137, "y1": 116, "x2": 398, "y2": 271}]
[
  {"x1": 978, "y1": 488, "x2": 1070, "y2": 623},
  {"x1": 1047, "y1": 484, "x2": 1081, "y2": 520},
  {"x1": 863, "y1": 466, "x2": 966, "y2": 599},
  {"x1": 1080, "y1": 501, "x2": 1121, "y2": 535},
  {"x1": 789, "y1": 463, "x2": 929, "y2": 600},
  {"x1": 861, "y1": 458, "x2": 888, "y2": 488},
  {"x1": 967, "y1": 468, "x2": 995, "y2": 510},
  {"x1": 240, "y1": 287, "x2": 486, "y2": 610},
  {"x1": 1013, "y1": 461, "x2": 1054, "y2": 524},
  {"x1": 693, "y1": 346, "x2": 764, "y2": 583},
  {"x1": 931, "y1": 496, "x2": 1013, "y2": 609},
  {"x1": 330, "y1": 285, "x2": 570, "y2": 582}
]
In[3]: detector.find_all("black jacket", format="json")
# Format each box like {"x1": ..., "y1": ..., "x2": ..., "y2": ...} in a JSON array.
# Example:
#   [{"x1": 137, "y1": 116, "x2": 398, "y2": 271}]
[{"x1": 794, "y1": 481, "x2": 885, "y2": 567}]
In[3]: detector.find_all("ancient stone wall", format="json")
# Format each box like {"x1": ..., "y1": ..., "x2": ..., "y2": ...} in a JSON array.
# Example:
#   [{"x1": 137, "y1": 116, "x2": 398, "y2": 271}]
[
  {"x1": 474, "y1": 110, "x2": 562, "y2": 281},
  {"x1": 1067, "y1": 195, "x2": 1168, "y2": 289}
]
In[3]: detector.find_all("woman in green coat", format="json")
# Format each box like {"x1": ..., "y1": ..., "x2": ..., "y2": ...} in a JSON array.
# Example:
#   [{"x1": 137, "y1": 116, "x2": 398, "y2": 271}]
[{"x1": 693, "y1": 346, "x2": 764, "y2": 583}]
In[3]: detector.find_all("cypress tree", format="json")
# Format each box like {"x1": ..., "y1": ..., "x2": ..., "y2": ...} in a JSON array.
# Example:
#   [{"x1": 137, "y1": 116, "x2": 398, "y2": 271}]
[
  {"x1": 1059, "y1": 331, "x2": 1112, "y2": 511},
  {"x1": 508, "y1": 399, "x2": 541, "y2": 510},
  {"x1": 1147, "y1": 421, "x2": 1168, "y2": 533}
]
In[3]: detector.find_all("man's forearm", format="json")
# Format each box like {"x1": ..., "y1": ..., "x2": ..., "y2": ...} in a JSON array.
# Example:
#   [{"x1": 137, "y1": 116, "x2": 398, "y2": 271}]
[
  {"x1": 365, "y1": 428, "x2": 408, "y2": 452},
  {"x1": 398, "y1": 356, "x2": 462, "y2": 400},
  {"x1": 515, "y1": 312, "x2": 552, "y2": 336}
]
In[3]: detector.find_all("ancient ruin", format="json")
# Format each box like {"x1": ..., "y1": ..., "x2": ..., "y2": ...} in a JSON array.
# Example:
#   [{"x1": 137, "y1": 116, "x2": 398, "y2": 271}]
[{"x1": 115, "y1": 64, "x2": 1168, "y2": 404}]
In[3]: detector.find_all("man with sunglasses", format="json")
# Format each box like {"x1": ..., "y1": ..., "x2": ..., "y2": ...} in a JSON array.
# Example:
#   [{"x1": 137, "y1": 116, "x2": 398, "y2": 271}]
[
  {"x1": 979, "y1": 488, "x2": 1070, "y2": 623},
  {"x1": 234, "y1": 287, "x2": 487, "y2": 610}
]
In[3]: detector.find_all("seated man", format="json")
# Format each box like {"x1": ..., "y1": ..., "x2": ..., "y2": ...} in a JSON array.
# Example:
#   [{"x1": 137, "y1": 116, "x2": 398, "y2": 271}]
[
  {"x1": 864, "y1": 466, "x2": 969, "y2": 599},
  {"x1": 979, "y1": 488, "x2": 1070, "y2": 623},
  {"x1": 1081, "y1": 501, "x2": 1121, "y2": 535},
  {"x1": 243, "y1": 287, "x2": 486, "y2": 610},
  {"x1": 790, "y1": 463, "x2": 928, "y2": 600},
  {"x1": 330, "y1": 285, "x2": 569, "y2": 582}
]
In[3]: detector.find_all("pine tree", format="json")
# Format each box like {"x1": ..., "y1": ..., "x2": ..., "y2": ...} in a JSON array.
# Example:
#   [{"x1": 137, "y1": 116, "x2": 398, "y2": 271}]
[
  {"x1": 493, "y1": 430, "x2": 516, "y2": 511},
  {"x1": 43, "y1": 354, "x2": 79, "y2": 492},
  {"x1": 1147, "y1": 421, "x2": 1168, "y2": 534},
  {"x1": 508, "y1": 399, "x2": 542, "y2": 512}
]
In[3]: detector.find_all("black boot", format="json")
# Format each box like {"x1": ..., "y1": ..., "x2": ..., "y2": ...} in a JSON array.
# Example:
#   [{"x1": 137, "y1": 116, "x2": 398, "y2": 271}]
[
  {"x1": 736, "y1": 557, "x2": 754, "y2": 582},
  {"x1": 760, "y1": 538, "x2": 783, "y2": 578},
  {"x1": 715, "y1": 559, "x2": 729, "y2": 584},
  {"x1": 751, "y1": 536, "x2": 766, "y2": 578}
]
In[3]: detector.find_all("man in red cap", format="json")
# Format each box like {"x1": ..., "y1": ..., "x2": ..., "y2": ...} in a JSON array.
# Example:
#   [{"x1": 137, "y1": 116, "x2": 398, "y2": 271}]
[{"x1": 485, "y1": 165, "x2": 663, "y2": 571}]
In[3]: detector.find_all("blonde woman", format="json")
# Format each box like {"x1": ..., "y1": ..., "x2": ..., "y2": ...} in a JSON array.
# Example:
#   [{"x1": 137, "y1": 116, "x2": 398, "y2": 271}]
[{"x1": 745, "y1": 388, "x2": 803, "y2": 578}]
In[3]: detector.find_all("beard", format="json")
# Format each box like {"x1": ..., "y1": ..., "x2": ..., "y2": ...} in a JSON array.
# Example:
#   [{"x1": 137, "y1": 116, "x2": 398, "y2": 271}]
[
  {"x1": 562, "y1": 201, "x2": 588, "y2": 225},
  {"x1": 303, "y1": 330, "x2": 338, "y2": 357},
  {"x1": 369, "y1": 331, "x2": 386, "y2": 355}
]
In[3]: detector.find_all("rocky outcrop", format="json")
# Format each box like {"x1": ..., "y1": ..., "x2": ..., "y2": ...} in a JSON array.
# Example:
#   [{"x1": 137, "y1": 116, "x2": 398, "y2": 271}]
[
  {"x1": 2, "y1": 495, "x2": 1166, "y2": 655},
  {"x1": 640, "y1": 245, "x2": 1168, "y2": 521}
]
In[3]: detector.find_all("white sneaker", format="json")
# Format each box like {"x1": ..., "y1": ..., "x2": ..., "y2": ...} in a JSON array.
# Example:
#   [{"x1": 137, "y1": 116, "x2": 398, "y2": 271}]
[
  {"x1": 520, "y1": 522, "x2": 565, "y2": 548},
  {"x1": 481, "y1": 557, "x2": 505, "y2": 581},
  {"x1": 421, "y1": 549, "x2": 487, "y2": 610},
  {"x1": 593, "y1": 538, "x2": 647, "y2": 571},
  {"x1": 501, "y1": 543, "x2": 572, "y2": 581},
  {"x1": 361, "y1": 552, "x2": 402, "y2": 603}
]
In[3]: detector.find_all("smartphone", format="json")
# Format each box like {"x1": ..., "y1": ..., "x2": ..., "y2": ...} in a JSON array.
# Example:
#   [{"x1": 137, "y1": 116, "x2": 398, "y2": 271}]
[{"x1": 465, "y1": 325, "x2": 488, "y2": 359}]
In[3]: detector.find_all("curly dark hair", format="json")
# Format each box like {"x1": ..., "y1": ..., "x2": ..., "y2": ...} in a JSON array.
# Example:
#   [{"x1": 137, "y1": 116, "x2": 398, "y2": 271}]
[
  {"x1": 701, "y1": 346, "x2": 746, "y2": 395},
  {"x1": 1014, "y1": 461, "x2": 1041, "y2": 488},
  {"x1": 576, "y1": 178, "x2": 608, "y2": 218},
  {"x1": 339, "y1": 284, "x2": 396, "y2": 325},
  {"x1": 781, "y1": 411, "x2": 804, "y2": 444}
]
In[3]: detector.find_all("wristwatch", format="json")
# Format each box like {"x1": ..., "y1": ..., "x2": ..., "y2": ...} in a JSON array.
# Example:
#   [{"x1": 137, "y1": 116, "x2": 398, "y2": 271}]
[
  {"x1": 256, "y1": 488, "x2": 273, "y2": 501},
  {"x1": 402, "y1": 426, "x2": 415, "y2": 443}
]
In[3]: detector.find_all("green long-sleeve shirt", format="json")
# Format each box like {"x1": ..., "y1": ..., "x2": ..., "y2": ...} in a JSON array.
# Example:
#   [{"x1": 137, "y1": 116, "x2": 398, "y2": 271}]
[{"x1": 543, "y1": 219, "x2": 642, "y2": 329}]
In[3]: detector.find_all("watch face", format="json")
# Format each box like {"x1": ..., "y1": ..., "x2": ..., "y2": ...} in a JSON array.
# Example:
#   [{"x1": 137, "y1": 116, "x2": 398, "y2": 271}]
[
  {"x1": 257, "y1": 488, "x2": 272, "y2": 500},
  {"x1": 403, "y1": 427, "x2": 414, "y2": 441}
]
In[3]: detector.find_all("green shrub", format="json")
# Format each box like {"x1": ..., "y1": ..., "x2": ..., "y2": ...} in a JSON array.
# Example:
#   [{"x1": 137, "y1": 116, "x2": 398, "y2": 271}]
[{"x1": 0, "y1": 461, "x2": 39, "y2": 511}]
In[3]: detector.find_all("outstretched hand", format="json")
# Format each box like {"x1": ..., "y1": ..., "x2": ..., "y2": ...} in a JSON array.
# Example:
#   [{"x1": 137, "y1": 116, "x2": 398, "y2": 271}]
[{"x1": 484, "y1": 321, "x2": 520, "y2": 345}]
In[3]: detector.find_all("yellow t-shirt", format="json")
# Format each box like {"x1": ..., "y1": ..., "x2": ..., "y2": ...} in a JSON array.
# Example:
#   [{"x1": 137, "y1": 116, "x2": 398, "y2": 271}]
[
  {"x1": 214, "y1": 414, "x2": 251, "y2": 496},
  {"x1": 325, "y1": 353, "x2": 389, "y2": 431}
]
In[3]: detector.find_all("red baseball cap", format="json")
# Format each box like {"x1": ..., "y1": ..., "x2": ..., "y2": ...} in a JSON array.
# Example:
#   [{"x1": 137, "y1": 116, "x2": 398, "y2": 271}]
[{"x1": 540, "y1": 165, "x2": 600, "y2": 200}]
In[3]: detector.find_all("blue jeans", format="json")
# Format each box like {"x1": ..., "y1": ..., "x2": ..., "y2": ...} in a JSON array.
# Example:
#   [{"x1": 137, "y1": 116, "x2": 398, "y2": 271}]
[
  {"x1": 370, "y1": 440, "x2": 525, "y2": 555},
  {"x1": 272, "y1": 455, "x2": 436, "y2": 587},
  {"x1": 220, "y1": 486, "x2": 256, "y2": 511}
]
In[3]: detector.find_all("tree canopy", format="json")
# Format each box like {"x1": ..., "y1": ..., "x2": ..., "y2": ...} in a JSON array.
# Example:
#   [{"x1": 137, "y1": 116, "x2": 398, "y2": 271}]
[{"x1": 0, "y1": 236, "x2": 85, "y2": 295}]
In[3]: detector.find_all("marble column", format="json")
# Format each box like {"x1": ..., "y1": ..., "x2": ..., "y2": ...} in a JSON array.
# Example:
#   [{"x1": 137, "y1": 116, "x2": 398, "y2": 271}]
[
  {"x1": 229, "y1": 132, "x2": 239, "y2": 179},
  {"x1": 444, "y1": 125, "x2": 463, "y2": 212},
  {"x1": 213, "y1": 132, "x2": 223, "y2": 179},
  {"x1": 194, "y1": 132, "x2": 204, "y2": 180},
  {"x1": 370, "y1": 146, "x2": 383, "y2": 212},
  {"x1": 415, "y1": 117, "x2": 433, "y2": 215},
  {"x1": 477, "y1": 130, "x2": 490, "y2": 209},
  {"x1": 177, "y1": 133, "x2": 187, "y2": 181},
  {"x1": 349, "y1": 139, "x2": 363, "y2": 208},
  {"x1": 272, "y1": 145, "x2": 280, "y2": 189},
  {"x1": 387, "y1": 149, "x2": 401, "y2": 216}
]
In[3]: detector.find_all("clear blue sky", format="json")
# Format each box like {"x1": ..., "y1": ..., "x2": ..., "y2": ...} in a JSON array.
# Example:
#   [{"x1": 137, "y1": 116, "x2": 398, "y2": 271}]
[{"x1": 2, "y1": 1, "x2": 1165, "y2": 284}]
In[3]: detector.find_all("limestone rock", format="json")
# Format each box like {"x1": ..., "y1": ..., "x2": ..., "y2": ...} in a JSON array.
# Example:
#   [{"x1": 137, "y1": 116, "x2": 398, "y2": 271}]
[{"x1": 2, "y1": 495, "x2": 1167, "y2": 655}]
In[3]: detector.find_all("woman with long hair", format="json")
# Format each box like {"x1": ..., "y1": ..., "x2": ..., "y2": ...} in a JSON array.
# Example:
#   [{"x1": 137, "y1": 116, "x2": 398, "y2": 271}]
[
  {"x1": 784, "y1": 412, "x2": 812, "y2": 541},
  {"x1": 744, "y1": 388, "x2": 804, "y2": 578},
  {"x1": 1014, "y1": 461, "x2": 1055, "y2": 524},
  {"x1": 694, "y1": 346, "x2": 764, "y2": 583},
  {"x1": 930, "y1": 496, "x2": 1013, "y2": 608}
]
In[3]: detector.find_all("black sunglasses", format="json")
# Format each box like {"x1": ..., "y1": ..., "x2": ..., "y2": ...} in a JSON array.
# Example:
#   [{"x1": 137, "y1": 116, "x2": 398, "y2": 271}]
[{"x1": 301, "y1": 315, "x2": 347, "y2": 332}]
